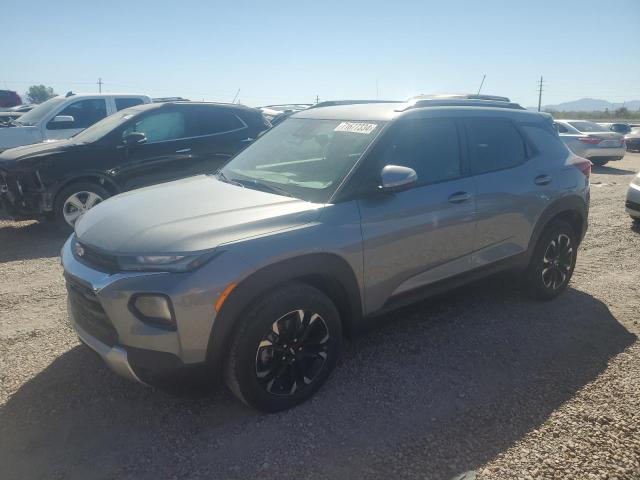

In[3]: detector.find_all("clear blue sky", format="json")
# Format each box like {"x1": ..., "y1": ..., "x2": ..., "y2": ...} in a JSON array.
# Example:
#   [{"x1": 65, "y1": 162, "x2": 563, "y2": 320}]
[{"x1": 4, "y1": 0, "x2": 640, "y2": 107}]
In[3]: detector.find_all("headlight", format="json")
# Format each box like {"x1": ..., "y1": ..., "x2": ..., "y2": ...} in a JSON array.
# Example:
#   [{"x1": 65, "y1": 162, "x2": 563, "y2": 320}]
[{"x1": 117, "y1": 252, "x2": 217, "y2": 272}]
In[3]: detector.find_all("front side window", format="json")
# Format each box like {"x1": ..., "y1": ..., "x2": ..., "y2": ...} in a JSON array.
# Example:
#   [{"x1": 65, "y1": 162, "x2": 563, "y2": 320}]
[
  {"x1": 195, "y1": 107, "x2": 246, "y2": 135},
  {"x1": 556, "y1": 123, "x2": 569, "y2": 133},
  {"x1": 115, "y1": 97, "x2": 145, "y2": 111},
  {"x1": 379, "y1": 118, "x2": 462, "y2": 186},
  {"x1": 221, "y1": 118, "x2": 383, "y2": 203},
  {"x1": 467, "y1": 117, "x2": 526, "y2": 174},
  {"x1": 47, "y1": 99, "x2": 108, "y2": 130},
  {"x1": 122, "y1": 111, "x2": 187, "y2": 143}
]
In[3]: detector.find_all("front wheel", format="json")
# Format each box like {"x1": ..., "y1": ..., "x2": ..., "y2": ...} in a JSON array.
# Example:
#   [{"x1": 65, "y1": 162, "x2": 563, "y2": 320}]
[
  {"x1": 53, "y1": 182, "x2": 110, "y2": 232},
  {"x1": 224, "y1": 284, "x2": 341, "y2": 412},
  {"x1": 525, "y1": 220, "x2": 577, "y2": 300}
]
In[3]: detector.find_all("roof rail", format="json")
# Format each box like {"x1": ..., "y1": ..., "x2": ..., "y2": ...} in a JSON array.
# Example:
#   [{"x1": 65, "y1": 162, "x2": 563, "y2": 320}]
[{"x1": 398, "y1": 94, "x2": 525, "y2": 111}]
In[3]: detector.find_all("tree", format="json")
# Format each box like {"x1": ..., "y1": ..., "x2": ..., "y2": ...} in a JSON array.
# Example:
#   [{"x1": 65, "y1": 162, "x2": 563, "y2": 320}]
[
  {"x1": 614, "y1": 107, "x2": 630, "y2": 118},
  {"x1": 25, "y1": 85, "x2": 56, "y2": 104}
]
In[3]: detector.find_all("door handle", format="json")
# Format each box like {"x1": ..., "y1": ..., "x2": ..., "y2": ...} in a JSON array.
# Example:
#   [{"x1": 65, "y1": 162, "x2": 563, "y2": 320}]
[
  {"x1": 448, "y1": 191, "x2": 471, "y2": 204},
  {"x1": 240, "y1": 138, "x2": 254, "y2": 143},
  {"x1": 175, "y1": 148, "x2": 192, "y2": 154},
  {"x1": 534, "y1": 174, "x2": 552, "y2": 185}
]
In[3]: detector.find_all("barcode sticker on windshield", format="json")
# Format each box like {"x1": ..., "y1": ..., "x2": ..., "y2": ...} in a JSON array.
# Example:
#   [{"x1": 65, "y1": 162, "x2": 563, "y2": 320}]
[{"x1": 334, "y1": 122, "x2": 377, "y2": 134}]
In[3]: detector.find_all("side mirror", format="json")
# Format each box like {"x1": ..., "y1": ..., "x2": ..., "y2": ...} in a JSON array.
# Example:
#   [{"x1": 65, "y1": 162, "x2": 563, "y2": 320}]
[
  {"x1": 51, "y1": 115, "x2": 75, "y2": 124},
  {"x1": 379, "y1": 165, "x2": 417, "y2": 193},
  {"x1": 123, "y1": 132, "x2": 147, "y2": 146}
]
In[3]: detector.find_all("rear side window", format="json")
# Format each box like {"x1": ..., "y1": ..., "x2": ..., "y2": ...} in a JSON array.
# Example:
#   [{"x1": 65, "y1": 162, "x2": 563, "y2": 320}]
[
  {"x1": 381, "y1": 118, "x2": 462, "y2": 186},
  {"x1": 556, "y1": 123, "x2": 569, "y2": 134},
  {"x1": 115, "y1": 97, "x2": 145, "y2": 111},
  {"x1": 522, "y1": 125, "x2": 569, "y2": 158},
  {"x1": 48, "y1": 99, "x2": 108, "y2": 130},
  {"x1": 467, "y1": 117, "x2": 526, "y2": 174},
  {"x1": 195, "y1": 107, "x2": 246, "y2": 135}
]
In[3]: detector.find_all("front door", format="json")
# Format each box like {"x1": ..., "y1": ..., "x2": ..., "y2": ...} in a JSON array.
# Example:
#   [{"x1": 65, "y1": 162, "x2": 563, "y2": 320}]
[
  {"x1": 357, "y1": 117, "x2": 477, "y2": 313},
  {"x1": 114, "y1": 108, "x2": 198, "y2": 190}
]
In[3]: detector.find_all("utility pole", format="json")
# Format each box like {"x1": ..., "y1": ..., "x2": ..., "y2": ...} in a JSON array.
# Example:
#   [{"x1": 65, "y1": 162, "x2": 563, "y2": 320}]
[
  {"x1": 97, "y1": 77, "x2": 103, "y2": 93},
  {"x1": 537, "y1": 76, "x2": 544, "y2": 112},
  {"x1": 477, "y1": 74, "x2": 486, "y2": 95},
  {"x1": 315, "y1": 94, "x2": 319, "y2": 104}
]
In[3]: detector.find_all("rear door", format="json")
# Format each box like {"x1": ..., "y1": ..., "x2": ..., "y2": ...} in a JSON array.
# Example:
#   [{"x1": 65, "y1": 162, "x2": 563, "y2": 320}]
[
  {"x1": 114, "y1": 107, "x2": 199, "y2": 190},
  {"x1": 357, "y1": 117, "x2": 477, "y2": 313},
  {"x1": 466, "y1": 116, "x2": 558, "y2": 267},
  {"x1": 186, "y1": 106, "x2": 254, "y2": 175},
  {"x1": 44, "y1": 98, "x2": 108, "y2": 140}
]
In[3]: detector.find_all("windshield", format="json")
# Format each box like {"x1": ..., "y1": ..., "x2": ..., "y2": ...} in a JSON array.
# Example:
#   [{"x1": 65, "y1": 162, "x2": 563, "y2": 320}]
[
  {"x1": 72, "y1": 111, "x2": 135, "y2": 144},
  {"x1": 221, "y1": 118, "x2": 383, "y2": 203},
  {"x1": 568, "y1": 121, "x2": 609, "y2": 133},
  {"x1": 15, "y1": 97, "x2": 66, "y2": 126}
]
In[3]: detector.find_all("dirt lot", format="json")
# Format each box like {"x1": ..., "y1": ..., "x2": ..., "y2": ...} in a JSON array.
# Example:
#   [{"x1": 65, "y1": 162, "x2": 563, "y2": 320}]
[{"x1": 1, "y1": 154, "x2": 639, "y2": 480}]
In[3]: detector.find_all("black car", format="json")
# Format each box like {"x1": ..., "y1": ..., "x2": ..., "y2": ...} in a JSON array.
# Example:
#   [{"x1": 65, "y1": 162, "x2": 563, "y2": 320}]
[{"x1": 0, "y1": 102, "x2": 271, "y2": 229}]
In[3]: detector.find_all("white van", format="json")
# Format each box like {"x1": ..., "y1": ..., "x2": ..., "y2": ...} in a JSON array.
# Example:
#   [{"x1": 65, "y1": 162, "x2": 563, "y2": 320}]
[{"x1": 0, "y1": 92, "x2": 151, "y2": 152}]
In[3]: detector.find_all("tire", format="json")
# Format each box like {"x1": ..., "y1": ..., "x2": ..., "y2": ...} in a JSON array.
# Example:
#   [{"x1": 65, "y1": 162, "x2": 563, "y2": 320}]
[
  {"x1": 525, "y1": 220, "x2": 577, "y2": 300},
  {"x1": 591, "y1": 159, "x2": 608, "y2": 166},
  {"x1": 224, "y1": 283, "x2": 342, "y2": 412},
  {"x1": 53, "y1": 182, "x2": 110, "y2": 232}
]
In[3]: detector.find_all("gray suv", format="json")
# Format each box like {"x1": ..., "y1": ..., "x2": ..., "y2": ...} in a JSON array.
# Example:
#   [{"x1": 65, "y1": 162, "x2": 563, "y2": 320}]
[{"x1": 62, "y1": 96, "x2": 591, "y2": 411}]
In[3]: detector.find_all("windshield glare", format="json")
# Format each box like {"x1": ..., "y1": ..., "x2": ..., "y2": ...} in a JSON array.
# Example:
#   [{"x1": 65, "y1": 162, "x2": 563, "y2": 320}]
[
  {"x1": 221, "y1": 118, "x2": 383, "y2": 203},
  {"x1": 15, "y1": 97, "x2": 66, "y2": 126},
  {"x1": 72, "y1": 111, "x2": 135, "y2": 144},
  {"x1": 568, "y1": 121, "x2": 609, "y2": 133}
]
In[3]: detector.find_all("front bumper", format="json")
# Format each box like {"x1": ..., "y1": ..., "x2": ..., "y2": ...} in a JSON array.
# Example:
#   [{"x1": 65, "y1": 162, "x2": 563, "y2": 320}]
[
  {"x1": 0, "y1": 168, "x2": 47, "y2": 219},
  {"x1": 61, "y1": 236, "x2": 246, "y2": 383},
  {"x1": 626, "y1": 181, "x2": 640, "y2": 219}
]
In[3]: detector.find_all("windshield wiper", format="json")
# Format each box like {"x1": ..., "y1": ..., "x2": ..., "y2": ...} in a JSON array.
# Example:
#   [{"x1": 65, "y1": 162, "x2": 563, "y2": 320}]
[
  {"x1": 214, "y1": 170, "x2": 244, "y2": 188},
  {"x1": 233, "y1": 178, "x2": 295, "y2": 198}
]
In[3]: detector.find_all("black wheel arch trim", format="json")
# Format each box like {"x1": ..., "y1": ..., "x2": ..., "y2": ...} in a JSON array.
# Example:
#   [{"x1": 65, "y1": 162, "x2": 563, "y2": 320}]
[
  {"x1": 206, "y1": 253, "x2": 363, "y2": 382},
  {"x1": 526, "y1": 195, "x2": 588, "y2": 264},
  {"x1": 49, "y1": 173, "x2": 120, "y2": 209}
]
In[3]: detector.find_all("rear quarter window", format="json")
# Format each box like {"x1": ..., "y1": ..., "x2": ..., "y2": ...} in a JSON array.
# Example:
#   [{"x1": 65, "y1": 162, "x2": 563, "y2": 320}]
[{"x1": 522, "y1": 125, "x2": 570, "y2": 159}]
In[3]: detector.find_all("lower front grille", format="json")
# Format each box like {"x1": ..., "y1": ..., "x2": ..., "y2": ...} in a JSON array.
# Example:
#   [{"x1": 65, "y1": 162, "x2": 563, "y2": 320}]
[{"x1": 66, "y1": 275, "x2": 118, "y2": 346}]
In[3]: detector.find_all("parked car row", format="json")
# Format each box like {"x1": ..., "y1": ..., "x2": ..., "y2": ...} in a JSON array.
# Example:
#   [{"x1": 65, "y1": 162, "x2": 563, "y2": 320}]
[
  {"x1": 555, "y1": 120, "x2": 626, "y2": 165},
  {"x1": 55, "y1": 94, "x2": 591, "y2": 411},
  {"x1": 0, "y1": 101, "x2": 270, "y2": 228}
]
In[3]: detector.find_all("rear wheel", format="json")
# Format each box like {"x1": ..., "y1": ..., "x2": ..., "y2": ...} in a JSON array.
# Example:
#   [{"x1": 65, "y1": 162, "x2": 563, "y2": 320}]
[
  {"x1": 53, "y1": 182, "x2": 110, "y2": 232},
  {"x1": 591, "y1": 158, "x2": 608, "y2": 166},
  {"x1": 224, "y1": 284, "x2": 341, "y2": 412},
  {"x1": 525, "y1": 220, "x2": 577, "y2": 300}
]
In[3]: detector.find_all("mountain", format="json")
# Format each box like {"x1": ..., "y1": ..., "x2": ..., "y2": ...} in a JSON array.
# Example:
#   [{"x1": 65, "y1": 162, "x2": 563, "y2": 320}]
[{"x1": 527, "y1": 98, "x2": 640, "y2": 112}]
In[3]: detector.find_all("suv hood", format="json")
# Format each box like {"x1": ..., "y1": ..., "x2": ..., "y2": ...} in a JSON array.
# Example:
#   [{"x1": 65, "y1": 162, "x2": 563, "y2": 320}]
[
  {"x1": 0, "y1": 139, "x2": 73, "y2": 166},
  {"x1": 75, "y1": 175, "x2": 324, "y2": 253},
  {"x1": 0, "y1": 125, "x2": 43, "y2": 151}
]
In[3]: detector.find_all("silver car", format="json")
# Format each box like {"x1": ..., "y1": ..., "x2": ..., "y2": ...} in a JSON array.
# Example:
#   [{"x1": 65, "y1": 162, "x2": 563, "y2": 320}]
[
  {"x1": 555, "y1": 119, "x2": 626, "y2": 166},
  {"x1": 626, "y1": 171, "x2": 640, "y2": 222},
  {"x1": 62, "y1": 97, "x2": 591, "y2": 411}
]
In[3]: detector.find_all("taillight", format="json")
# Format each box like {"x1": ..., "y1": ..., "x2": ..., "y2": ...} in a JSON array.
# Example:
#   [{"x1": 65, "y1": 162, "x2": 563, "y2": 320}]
[
  {"x1": 570, "y1": 158, "x2": 592, "y2": 178},
  {"x1": 578, "y1": 136, "x2": 603, "y2": 145}
]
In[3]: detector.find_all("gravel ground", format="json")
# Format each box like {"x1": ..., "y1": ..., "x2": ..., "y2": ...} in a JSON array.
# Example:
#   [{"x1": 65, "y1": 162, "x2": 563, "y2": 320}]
[{"x1": 1, "y1": 154, "x2": 639, "y2": 480}]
